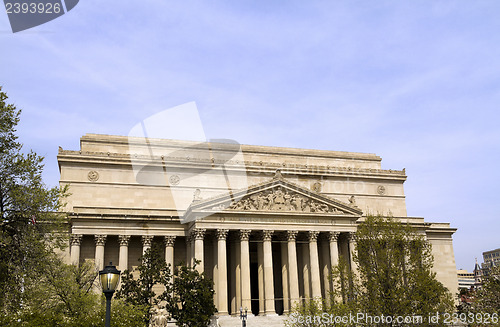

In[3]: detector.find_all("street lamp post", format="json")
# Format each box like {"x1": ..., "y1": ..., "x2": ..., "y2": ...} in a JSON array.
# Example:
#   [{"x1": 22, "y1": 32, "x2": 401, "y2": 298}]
[
  {"x1": 99, "y1": 262, "x2": 121, "y2": 327},
  {"x1": 239, "y1": 307, "x2": 248, "y2": 327}
]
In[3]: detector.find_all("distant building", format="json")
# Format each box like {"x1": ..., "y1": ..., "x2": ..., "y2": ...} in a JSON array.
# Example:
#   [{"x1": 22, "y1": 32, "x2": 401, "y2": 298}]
[
  {"x1": 472, "y1": 249, "x2": 500, "y2": 289},
  {"x1": 482, "y1": 248, "x2": 500, "y2": 270},
  {"x1": 474, "y1": 258, "x2": 483, "y2": 288},
  {"x1": 457, "y1": 269, "x2": 475, "y2": 290}
]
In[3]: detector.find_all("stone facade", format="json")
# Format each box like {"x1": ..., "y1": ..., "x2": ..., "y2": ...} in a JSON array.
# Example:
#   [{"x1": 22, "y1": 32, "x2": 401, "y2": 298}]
[{"x1": 58, "y1": 134, "x2": 459, "y2": 315}]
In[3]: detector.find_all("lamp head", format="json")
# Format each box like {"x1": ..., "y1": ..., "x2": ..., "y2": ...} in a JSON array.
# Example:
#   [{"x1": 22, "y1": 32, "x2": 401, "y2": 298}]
[{"x1": 99, "y1": 262, "x2": 121, "y2": 292}]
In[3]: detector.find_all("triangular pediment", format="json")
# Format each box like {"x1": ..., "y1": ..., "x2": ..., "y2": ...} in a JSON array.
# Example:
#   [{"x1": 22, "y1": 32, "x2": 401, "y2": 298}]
[{"x1": 185, "y1": 172, "x2": 363, "y2": 217}]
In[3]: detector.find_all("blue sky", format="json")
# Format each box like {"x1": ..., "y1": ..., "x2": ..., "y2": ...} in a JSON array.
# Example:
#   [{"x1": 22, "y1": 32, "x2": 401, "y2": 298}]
[{"x1": 1, "y1": 1, "x2": 500, "y2": 271}]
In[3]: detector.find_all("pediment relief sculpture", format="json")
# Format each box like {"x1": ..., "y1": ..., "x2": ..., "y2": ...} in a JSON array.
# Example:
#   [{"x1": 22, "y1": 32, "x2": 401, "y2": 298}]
[{"x1": 212, "y1": 186, "x2": 348, "y2": 214}]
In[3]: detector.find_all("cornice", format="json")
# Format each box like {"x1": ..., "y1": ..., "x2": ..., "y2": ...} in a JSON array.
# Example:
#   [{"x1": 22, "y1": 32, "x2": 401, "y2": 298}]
[
  {"x1": 80, "y1": 133, "x2": 382, "y2": 161},
  {"x1": 58, "y1": 149, "x2": 406, "y2": 181}
]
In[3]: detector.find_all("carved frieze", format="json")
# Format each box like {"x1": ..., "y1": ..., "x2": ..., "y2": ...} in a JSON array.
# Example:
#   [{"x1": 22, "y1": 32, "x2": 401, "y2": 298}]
[{"x1": 223, "y1": 186, "x2": 347, "y2": 214}]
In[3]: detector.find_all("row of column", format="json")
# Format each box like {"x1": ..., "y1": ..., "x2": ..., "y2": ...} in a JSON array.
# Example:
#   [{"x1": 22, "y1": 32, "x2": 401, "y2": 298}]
[
  {"x1": 69, "y1": 229, "x2": 357, "y2": 315},
  {"x1": 69, "y1": 234, "x2": 177, "y2": 272},
  {"x1": 184, "y1": 228, "x2": 357, "y2": 315}
]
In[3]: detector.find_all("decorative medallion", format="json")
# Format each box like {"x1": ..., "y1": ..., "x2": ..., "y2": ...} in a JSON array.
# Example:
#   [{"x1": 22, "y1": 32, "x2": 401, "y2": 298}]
[
  {"x1": 169, "y1": 175, "x2": 180, "y2": 185},
  {"x1": 377, "y1": 185, "x2": 386, "y2": 195},
  {"x1": 311, "y1": 182, "x2": 322, "y2": 193},
  {"x1": 88, "y1": 170, "x2": 99, "y2": 182}
]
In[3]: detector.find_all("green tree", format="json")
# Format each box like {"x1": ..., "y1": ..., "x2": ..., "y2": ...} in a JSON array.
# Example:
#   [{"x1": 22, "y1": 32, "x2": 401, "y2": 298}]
[
  {"x1": 286, "y1": 215, "x2": 454, "y2": 327},
  {"x1": 0, "y1": 87, "x2": 144, "y2": 326},
  {"x1": 163, "y1": 260, "x2": 217, "y2": 327},
  {"x1": 347, "y1": 215, "x2": 454, "y2": 326},
  {"x1": 354, "y1": 215, "x2": 454, "y2": 323},
  {"x1": 0, "y1": 255, "x2": 145, "y2": 327},
  {"x1": 116, "y1": 242, "x2": 170, "y2": 325},
  {"x1": 473, "y1": 266, "x2": 500, "y2": 326},
  {"x1": 0, "y1": 87, "x2": 68, "y2": 315}
]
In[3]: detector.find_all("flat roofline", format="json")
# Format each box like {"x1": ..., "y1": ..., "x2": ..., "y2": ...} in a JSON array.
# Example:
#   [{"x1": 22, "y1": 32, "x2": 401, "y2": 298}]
[
  {"x1": 483, "y1": 248, "x2": 500, "y2": 255},
  {"x1": 81, "y1": 133, "x2": 382, "y2": 161}
]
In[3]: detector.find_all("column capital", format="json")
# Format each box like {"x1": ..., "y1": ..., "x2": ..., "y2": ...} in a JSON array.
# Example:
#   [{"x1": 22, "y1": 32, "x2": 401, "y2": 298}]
[
  {"x1": 287, "y1": 230, "x2": 298, "y2": 241},
  {"x1": 217, "y1": 229, "x2": 229, "y2": 241},
  {"x1": 262, "y1": 230, "x2": 274, "y2": 241},
  {"x1": 347, "y1": 232, "x2": 357, "y2": 242},
  {"x1": 164, "y1": 235, "x2": 176, "y2": 247},
  {"x1": 118, "y1": 235, "x2": 131, "y2": 246},
  {"x1": 70, "y1": 234, "x2": 83, "y2": 245},
  {"x1": 191, "y1": 228, "x2": 206, "y2": 240},
  {"x1": 239, "y1": 229, "x2": 252, "y2": 241},
  {"x1": 142, "y1": 235, "x2": 154, "y2": 247},
  {"x1": 328, "y1": 231, "x2": 340, "y2": 242},
  {"x1": 308, "y1": 231, "x2": 320, "y2": 242},
  {"x1": 94, "y1": 234, "x2": 107, "y2": 246}
]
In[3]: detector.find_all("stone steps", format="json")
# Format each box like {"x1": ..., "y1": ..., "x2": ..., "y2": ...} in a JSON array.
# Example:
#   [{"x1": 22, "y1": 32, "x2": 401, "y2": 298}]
[{"x1": 218, "y1": 315, "x2": 286, "y2": 327}]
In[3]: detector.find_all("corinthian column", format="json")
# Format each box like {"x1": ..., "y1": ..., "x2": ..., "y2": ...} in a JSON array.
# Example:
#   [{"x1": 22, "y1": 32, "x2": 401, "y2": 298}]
[
  {"x1": 240, "y1": 230, "x2": 252, "y2": 312},
  {"x1": 192, "y1": 228, "x2": 206, "y2": 272},
  {"x1": 263, "y1": 230, "x2": 275, "y2": 315},
  {"x1": 280, "y1": 240, "x2": 289, "y2": 314},
  {"x1": 118, "y1": 235, "x2": 130, "y2": 272},
  {"x1": 309, "y1": 231, "x2": 322, "y2": 299},
  {"x1": 70, "y1": 234, "x2": 82, "y2": 266},
  {"x1": 94, "y1": 235, "x2": 107, "y2": 270},
  {"x1": 328, "y1": 232, "x2": 340, "y2": 269},
  {"x1": 328, "y1": 232, "x2": 340, "y2": 302},
  {"x1": 287, "y1": 231, "x2": 300, "y2": 307},
  {"x1": 348, "y1": 232, "x2": 358, "y2": 276},
  {"x1": 164, "y1": 236, "x2": 176, "y2": 272},
  {"x1": 217, "y1": 229, "x2": 229, "y2": 315},
  {"x1": 186, "y1": 235, "x2": 191, "y2": 267},
  {"x1": 142, "y1": 235, "x2": 154, "y2": 255},
  {"x1": 320, "y1": 236, "x2": 331, "y2": 301}
]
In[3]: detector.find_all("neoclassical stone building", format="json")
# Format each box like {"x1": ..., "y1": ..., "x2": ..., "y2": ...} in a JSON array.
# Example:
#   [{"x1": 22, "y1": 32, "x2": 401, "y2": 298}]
[{"x1": 59, "y1": 134, "x2": 458, "y2": 316}]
